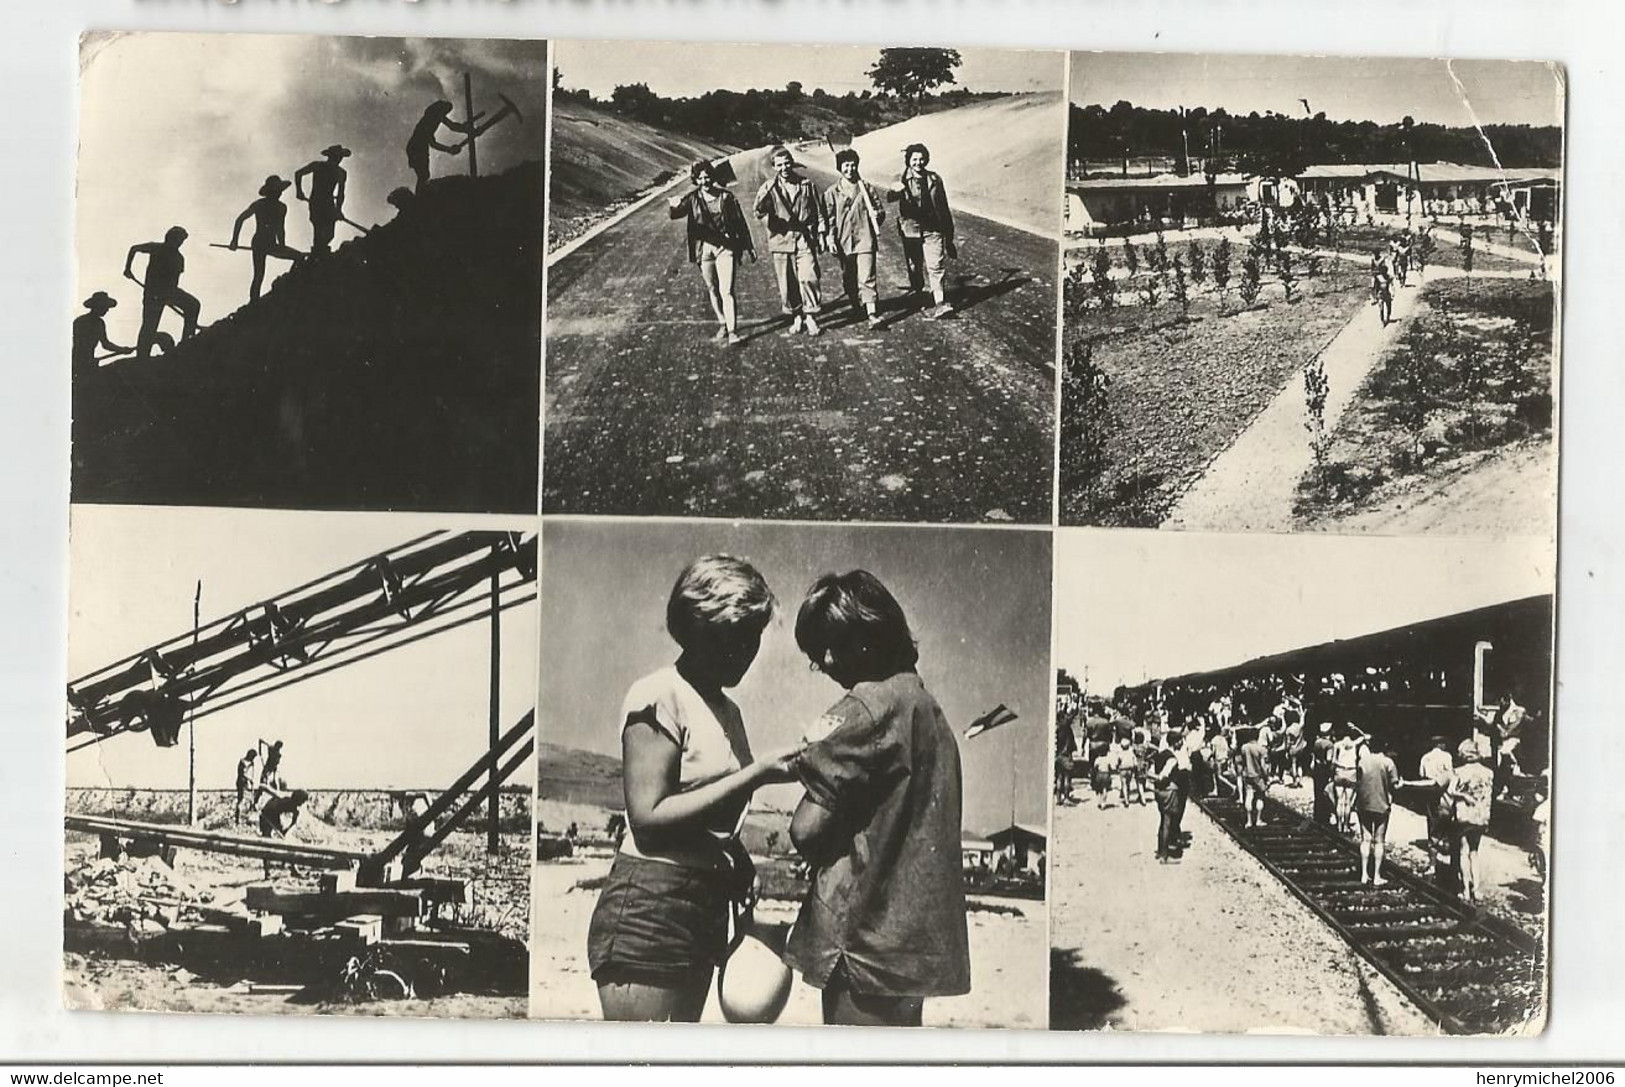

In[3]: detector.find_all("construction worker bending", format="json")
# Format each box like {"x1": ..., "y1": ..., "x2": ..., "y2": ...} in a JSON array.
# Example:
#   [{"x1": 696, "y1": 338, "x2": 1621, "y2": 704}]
[
  {"x1": 72, "y1": 291, "x2": 131, "y2": 380},
  {"x1": 124, "y1": 226, "x2": 201, "y2": 359},
  {"x1": 406, "y1": 101, "x2": 470, "y2": 194}
]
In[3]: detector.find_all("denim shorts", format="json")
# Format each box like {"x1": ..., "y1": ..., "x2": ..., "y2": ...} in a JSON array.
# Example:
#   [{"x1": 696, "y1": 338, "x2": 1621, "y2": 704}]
[{"x1": 587, "y1": 852, "x2": 734, "y2": 985}]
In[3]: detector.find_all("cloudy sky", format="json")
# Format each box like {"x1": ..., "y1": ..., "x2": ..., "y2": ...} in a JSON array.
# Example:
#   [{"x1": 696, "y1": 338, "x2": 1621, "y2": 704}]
[
  {"x1": 555, "y1": 41, "x2": 1063, "y2": 101},
  {"x1": 1055, "y1": 530, "x2": 1555, "y2": 695},
  {"x1": 66, "y1": 507, "x2": 537, "y2": 792},
  {"x1": 538, "y1": 520, "x2": 1053, "y2": 836},
  {"x1": 1072, "y1": 53, "x2": 1564, "y2": 127},
  {"x1": 76, "y1": 33, "x2": 547, "y2": 346}
]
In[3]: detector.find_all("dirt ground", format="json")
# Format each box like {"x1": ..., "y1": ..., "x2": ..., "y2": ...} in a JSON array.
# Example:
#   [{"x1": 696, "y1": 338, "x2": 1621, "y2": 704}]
[
  {"x1": 62, "y1": 955, "x2": 526, "y2": 1020},
  {"x1": 1049, "y1": 792, "x2": 1439, "y2": 1035},
  {"x1": 1315, "y1": 438, "x2": 1556, "y2": 536},
  {"x1": 530, "y1": 853, "x2": 1048, "y2": 1029},
  {"x1": 62, "y1": 821, "x2": 532, "y2": 1018},
  {"x1": 1061, "y1": 260, "x2": 1370, "y2": 527}
]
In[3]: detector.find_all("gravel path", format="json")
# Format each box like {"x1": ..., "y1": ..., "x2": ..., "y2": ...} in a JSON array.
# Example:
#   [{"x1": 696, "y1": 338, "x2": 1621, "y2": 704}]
[
  {"x1": 1163, "y1": 277, "x2": 1432, "y2": 532},
  {"x1": 1163, "y1": 267, "x2": 1531, "y2": 532},
  {"x1": 1049, "y1": 792, "x2": 1438, "y2": 1035}
]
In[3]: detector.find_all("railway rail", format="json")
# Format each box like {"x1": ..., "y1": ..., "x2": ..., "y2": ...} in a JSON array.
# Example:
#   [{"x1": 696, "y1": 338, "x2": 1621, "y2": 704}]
[{"x1": 1195, "y1": 791, "x2": 1543, "y2": 1035}]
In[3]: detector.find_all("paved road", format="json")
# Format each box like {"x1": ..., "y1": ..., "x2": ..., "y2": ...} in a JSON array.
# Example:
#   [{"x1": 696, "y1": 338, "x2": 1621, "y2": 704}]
[{"x1": 543, "y1": 150, "x2": 1058, "y2": 523}]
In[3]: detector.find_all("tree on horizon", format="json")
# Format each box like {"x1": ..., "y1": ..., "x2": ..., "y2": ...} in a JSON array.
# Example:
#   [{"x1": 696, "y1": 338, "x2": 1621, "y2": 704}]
[{"x1": 868, "y1": 47, "x2": 964, "y2": 114}]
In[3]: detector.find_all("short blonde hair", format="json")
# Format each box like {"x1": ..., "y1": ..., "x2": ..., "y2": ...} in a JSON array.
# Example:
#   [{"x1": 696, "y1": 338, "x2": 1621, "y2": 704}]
[{"x1": 666, "y1": 555, "x2": 776, "y2": 647}]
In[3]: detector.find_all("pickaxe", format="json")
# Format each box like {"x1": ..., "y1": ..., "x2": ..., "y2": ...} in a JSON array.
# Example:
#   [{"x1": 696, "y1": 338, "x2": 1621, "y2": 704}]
[
  {"x1": 209, "y1": 242, "x2": 308, "y2": 256},
  {"x1": 122, "y1": 270, "x2": 189, "y2": 322},
  {"x1": 468, "y1": 92, "x2": 523, "y2": 140}
]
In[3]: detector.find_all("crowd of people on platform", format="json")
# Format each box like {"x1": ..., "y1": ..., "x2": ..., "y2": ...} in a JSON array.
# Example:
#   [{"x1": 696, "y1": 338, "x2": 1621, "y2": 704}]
[{"x1": 1057, "y1": 676, "x2": 1546, "y2": 902}]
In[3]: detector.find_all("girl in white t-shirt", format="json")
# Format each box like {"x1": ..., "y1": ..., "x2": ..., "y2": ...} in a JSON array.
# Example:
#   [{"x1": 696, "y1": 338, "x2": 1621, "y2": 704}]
[{"x1": 586, "y1": 555, "x2": 802, "y2": 1022}]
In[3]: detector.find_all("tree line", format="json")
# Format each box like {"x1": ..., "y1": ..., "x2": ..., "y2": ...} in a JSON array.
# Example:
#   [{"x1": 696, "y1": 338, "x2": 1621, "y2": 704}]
[
  {"x1": 553, "y1": 48, "x2": 996, "y2": 150},
  {"x1": 1071, "y1": 101, "x2": 1562, "y2": 176}
]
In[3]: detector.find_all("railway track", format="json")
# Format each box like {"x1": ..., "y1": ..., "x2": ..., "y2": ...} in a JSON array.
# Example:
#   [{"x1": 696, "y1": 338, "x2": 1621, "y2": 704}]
[{"x1": 1195, "y1": 791, "x2": 1544, "y2": 1035}]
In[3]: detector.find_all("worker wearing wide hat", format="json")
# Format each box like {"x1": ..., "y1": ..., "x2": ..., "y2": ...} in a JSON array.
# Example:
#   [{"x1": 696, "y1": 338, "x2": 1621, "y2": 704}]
[
  {"x1": 71, "y1": 291, "x2": 131, "y2": 379},
  {"x1": 229, "y1": 175, "x2": 305, "y2": 303},
  {"x1": 294, "y1": 144, "x2": 351, "y2": 256}
]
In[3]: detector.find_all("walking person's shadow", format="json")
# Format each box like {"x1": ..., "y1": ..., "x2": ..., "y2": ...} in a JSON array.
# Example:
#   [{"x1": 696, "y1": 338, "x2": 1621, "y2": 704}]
[{"x1": 949, "y1": 266, "x2": 1031, "y2": 318}]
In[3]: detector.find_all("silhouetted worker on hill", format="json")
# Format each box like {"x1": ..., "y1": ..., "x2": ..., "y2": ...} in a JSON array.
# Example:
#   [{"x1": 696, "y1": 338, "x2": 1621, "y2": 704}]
[
  {"x1": 72, "y1": 292, "x2": 131, "y2": 379},
  {"x1": 407, "y1": 100, "x2": 471, "y2": 194},
  {"x1": 124, "y1": 226, "x2": 200, "y2": 359},
  {"x1": 230, "y1": 176, "x2": 306, "y2": 303},
  {"x1": 384, "y1": 187, "x2": 416, "y2": 222},
  {"x1": 294, "y1": 144, "x2": 351, "y2": 255}
]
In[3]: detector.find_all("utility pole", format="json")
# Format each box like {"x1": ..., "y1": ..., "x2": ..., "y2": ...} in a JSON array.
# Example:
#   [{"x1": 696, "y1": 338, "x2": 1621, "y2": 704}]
[
  {"x1": 1008, "y1": 726, "x2": 1018, "y2": 831},
  {"x1": 463, "y1": 71, "x2": 480, "y2": 179},
  {"x1": 487, "y1": 550, "x2": 501, "y2": 855},
  {"x1": 187, "y1": 581, "x2": 200, "y2": 827},
  {"x1": 1179, "y1": 106, "x2": 1191, "y2": 177},
  {"x1": 1403, "y1": 116, "x2": 1417, "y2": 229}
]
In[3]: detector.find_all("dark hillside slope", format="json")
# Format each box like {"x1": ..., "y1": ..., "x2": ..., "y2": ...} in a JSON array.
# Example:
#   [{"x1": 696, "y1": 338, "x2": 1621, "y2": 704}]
[
  {"x1": 548, "y1": 98, "x2": 736, "y2": 247},
  {"x1": 73, "y1": 162, "x2": 544, "y2": 514}
]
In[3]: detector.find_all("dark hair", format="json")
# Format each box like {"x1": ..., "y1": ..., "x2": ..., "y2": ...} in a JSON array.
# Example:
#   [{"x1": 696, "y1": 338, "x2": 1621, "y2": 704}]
[
  {"x1": 290, "y1": 789, "x2": 310, "y2": 804},
  {"x1": 903, "y1": 143, "x2": 931, "y2": 166},
  {"x1": 690, "y1": 159, "x2": 714, "y2": 183},
  {"x1": 795, "y1": 570, "x2": 918, "y2": 680},
  {"x1": 834, "y1": 148, "x2": 860, "y2": 168}
]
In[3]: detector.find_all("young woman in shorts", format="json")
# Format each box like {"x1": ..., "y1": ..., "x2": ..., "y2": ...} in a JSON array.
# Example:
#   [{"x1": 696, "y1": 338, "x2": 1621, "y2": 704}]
[{"x1": 586, "y1": 555, "x2": 802, "y2": 1022}]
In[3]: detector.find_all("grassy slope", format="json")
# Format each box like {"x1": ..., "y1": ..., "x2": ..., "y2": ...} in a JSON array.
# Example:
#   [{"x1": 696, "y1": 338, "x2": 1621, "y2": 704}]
[
  {"x1": 1061, "y1": 259, "x2": 1371, "y2": 527},
  {"x1": 547, "y1": 98, "x2": 737, "y2": 247}
]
